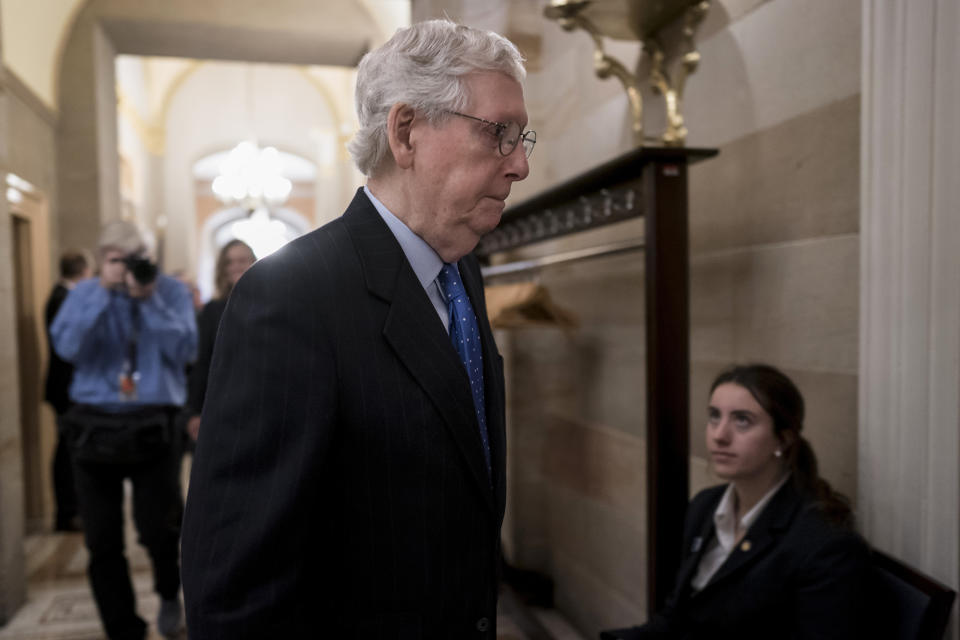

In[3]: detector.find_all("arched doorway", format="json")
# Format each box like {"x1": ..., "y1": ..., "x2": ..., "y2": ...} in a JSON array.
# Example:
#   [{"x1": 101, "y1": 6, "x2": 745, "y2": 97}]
[{"x1": 192, "y1": 146, "x2": 315, "y2": 300}]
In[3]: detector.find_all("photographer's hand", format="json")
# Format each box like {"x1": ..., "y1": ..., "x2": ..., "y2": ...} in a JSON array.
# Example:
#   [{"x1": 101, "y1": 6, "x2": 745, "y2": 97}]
[
  {"x1": 125, "y1": 270, "x2": 156, "y2": 299},
  {"x1": 100, "y1": 250, "x2": 129, "y2": 291}
]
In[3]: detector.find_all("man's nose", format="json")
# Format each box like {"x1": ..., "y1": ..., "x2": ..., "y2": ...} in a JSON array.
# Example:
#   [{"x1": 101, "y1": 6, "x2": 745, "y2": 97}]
[{"x1": 505, "y1": 144, "x2": 530, "y2": 181}]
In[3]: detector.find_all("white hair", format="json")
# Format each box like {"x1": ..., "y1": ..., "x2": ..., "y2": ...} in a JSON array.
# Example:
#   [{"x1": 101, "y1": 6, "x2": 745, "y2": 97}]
[
  {"x1": 347, "y1": 19, "x2": 526, "y2": 177},
  {"x1": 98, "y1": 220, "x2": 147, "y2": 254}
]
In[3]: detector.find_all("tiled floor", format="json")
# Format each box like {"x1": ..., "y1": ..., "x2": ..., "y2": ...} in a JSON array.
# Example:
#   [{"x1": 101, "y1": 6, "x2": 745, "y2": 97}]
[
  {"x1": 0, "y1": 530, "x2": 180, "y2": 640},
  {"x1": 0, "y1": 482, "x2": 585, "y2": 640}
]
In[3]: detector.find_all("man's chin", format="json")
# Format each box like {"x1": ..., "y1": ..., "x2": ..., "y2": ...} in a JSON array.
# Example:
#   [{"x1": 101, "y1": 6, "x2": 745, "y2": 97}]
[{"x1": 476, "y1": 209, "x2": 503, "y2": 235}]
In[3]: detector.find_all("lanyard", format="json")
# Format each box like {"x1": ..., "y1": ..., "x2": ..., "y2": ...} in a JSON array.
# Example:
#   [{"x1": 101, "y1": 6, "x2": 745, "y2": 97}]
[{"x1": 120, "y1": 299, "x2": 141, "y2": 400}]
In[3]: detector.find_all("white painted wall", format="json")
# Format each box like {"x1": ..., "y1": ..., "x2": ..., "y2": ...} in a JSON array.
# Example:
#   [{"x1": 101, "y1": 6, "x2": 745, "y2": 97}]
[
  {"x1": 162, "y1": 62, "x2": 349, "y2": 274},
  {"x1": 0, "y1": 0, "x2": 85, "y2": 110},
  {"x1": 115, "y1": 56, "x2": 151, "y2": 224},
  {"x1": 357, "y1": 0, "x2": 411, "y2": 45}
]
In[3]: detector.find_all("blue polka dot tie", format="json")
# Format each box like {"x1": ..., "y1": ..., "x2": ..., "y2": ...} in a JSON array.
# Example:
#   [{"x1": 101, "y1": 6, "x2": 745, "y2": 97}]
[{"x1": 437, "y1": 263, "x2": 491, "y2": 477}]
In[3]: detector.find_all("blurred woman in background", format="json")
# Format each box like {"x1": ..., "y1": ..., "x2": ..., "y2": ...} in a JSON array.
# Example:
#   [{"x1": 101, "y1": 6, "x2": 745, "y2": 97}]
[{"x1": 185, "y1": 240, "x2": 256, "y2": 442}]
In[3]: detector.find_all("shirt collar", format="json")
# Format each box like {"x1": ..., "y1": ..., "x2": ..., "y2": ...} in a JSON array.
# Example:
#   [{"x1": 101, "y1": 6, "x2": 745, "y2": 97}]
[
  {"x1": 712, "y1": 473, "x2": 791, "y2": 552},
  {"x1": 364, "y1": 185, "x2": 443, "y2": 289}
]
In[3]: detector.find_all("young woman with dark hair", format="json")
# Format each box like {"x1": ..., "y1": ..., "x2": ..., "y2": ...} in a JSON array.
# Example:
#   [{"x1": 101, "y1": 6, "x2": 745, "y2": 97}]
[{"x1": 603, "y1": 363, "x2": 868, "y2": 639}]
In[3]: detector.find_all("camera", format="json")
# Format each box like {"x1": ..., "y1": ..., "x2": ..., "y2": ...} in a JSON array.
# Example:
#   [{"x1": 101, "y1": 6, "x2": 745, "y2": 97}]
[{"x1": 122, "y1": 254, "x2": 158, "y2": 286}]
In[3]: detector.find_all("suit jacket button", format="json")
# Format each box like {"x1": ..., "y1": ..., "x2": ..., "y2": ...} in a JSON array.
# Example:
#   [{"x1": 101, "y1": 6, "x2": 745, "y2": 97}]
[{"x1": 476, "y1": 617, "x2": 490, "y2": 632}]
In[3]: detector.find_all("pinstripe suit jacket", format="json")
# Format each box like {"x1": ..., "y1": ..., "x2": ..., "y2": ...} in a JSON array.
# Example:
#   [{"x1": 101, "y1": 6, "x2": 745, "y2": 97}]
[{"x1": 181, "y1": 188, "x2": 507, "y2": 639}]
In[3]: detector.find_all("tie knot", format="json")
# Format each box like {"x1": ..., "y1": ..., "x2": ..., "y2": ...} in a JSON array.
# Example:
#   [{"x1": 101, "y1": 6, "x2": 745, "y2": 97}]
[{"x1": 437, "y1": 263, "x2": 467, "y2": 300}]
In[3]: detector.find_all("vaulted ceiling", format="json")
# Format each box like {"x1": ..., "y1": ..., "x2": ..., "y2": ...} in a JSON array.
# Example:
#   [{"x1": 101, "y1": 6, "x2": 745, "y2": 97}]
[{"x1": 0, "y1": 0, "x2": 405, "y2": 111}]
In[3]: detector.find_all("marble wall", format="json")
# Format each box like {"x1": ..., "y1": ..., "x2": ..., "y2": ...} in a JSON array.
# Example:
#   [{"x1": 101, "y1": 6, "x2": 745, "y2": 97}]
[
  {"x1": 415, "y1": 0, "x2": 862, "y2": 635},
  {"x1": 0, "y1": 57, "x2": 59, "y2": 624}
]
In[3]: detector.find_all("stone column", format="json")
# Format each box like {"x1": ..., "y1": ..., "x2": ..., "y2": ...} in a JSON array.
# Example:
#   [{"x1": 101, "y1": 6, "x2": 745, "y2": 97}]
[
  {"x1": 56, "y1": 9, "x2": 120, "y2": 255},
  {"x1": 859, "y1": 1, "x2": 960, "y2": 637}
]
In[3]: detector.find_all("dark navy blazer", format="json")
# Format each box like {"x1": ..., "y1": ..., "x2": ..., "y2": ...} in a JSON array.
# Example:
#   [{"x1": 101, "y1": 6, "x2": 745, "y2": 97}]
[
  {"x1": 181, "y1": 188, "x2": 506, "y2": 639},
  {"x1": 605, "y1": 480, "x2": 868, "y2": 639}
]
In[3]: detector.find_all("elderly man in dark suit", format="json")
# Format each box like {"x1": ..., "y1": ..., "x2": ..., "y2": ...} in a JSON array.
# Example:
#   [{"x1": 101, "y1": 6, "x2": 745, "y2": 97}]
[{"x1": 181, "y1": 18, "x2": 535, "y2": 639}]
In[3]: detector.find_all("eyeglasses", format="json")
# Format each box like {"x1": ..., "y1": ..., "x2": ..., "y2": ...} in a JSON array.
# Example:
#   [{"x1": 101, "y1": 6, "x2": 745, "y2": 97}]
[{"x1": 447, "y1": 111, "x2": 536, "y2": 158}]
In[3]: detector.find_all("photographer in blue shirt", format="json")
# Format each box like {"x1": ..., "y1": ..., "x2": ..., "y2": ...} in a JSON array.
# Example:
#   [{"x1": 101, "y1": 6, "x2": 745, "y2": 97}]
[{"x1": 51, "y1": 220, "x2": 197, "y2": 640}]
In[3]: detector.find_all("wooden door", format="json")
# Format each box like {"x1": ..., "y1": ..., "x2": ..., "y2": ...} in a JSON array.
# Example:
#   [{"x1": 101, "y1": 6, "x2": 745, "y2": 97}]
[{"x1": 8, "y1": 179, "x2": 53, "y2": 533}]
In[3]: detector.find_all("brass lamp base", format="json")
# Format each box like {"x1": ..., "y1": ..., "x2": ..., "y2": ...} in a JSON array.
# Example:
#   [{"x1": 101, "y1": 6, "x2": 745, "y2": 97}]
[{"x1": 545, "y1": 0, "x2": 711, "y2": 147}]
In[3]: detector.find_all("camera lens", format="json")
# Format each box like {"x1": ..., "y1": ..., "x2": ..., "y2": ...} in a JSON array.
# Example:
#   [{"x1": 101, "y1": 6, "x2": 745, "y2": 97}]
[{"x1": 123, "y1": 255, "x2": 158, "y2": 286}]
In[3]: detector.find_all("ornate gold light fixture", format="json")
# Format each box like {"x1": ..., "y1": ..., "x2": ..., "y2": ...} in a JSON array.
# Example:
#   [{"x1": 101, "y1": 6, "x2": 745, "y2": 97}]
[{"x1": 544, "y1": 0, "x2": 710, "y2": 146}]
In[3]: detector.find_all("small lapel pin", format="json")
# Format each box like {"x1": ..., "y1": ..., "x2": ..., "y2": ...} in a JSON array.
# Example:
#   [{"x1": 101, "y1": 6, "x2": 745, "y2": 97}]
[
  {"x1": 740, "y1": 540, "x2": 752, "y2": 552},
  {"x1": 691, "y1": 536, "x2": 703, "y2": 553}
]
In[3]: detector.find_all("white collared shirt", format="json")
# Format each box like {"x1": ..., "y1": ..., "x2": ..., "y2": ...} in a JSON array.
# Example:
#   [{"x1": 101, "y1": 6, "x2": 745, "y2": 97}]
[{"x1": 690, "y1": 473, "x2": 791, "y2": 591}]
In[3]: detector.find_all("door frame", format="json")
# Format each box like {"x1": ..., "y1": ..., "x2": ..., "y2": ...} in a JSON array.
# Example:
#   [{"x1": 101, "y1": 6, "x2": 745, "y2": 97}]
[{"x1": 7, "y1": 174, "x2": 54, "y2": 533}]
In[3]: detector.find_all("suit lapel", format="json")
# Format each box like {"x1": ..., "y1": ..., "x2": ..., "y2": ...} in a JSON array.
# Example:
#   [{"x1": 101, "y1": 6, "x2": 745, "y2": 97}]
[
  {"x1": 675, "y1": 506, "x2": 719, "y2": 597},
  {"x1": 698, "y1": 481, "x2": 802, "y2": 593},
  {"x1": 341, "y1": 190, "x2": 496, "y2": 516}
]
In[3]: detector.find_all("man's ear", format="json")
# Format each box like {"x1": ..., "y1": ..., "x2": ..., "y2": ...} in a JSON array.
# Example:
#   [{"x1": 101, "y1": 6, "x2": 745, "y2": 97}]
[{"x1": 386, "y1": 103, "x2": 417, "y2": 170}]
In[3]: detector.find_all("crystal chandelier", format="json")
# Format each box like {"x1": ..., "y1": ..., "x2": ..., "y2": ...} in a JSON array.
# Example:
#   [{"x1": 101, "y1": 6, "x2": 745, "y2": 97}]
[{"x1": 211, "y1": 140, "x2": 292, "y2": 211}]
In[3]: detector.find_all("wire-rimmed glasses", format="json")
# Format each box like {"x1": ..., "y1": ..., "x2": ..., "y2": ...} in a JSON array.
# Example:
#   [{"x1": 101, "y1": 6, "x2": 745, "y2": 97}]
[{"x1": 447, "y1": 111, "x2": 537, "y2": 158}]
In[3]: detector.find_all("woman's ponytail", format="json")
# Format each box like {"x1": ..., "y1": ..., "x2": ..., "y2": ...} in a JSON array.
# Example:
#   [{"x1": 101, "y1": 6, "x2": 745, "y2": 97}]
[{"x1": 788, "y1": 435, "x2": 852, "y2": 527}]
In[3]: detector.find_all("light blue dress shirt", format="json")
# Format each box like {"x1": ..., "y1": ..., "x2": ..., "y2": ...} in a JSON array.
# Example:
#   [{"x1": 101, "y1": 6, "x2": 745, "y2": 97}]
[
  {"x1": 50, "y1": 275, "x2": 198, "y2": 411},
  {"x1": 363, "y1": 185, "x2": 454, "y2": 333}
]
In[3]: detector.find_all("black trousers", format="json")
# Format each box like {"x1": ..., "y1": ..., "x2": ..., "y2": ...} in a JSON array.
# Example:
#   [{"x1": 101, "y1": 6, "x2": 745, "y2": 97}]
[
  {"x1": 72, "y1": 443, "x2": 183, "y2": 640},
  {"x1": 53, "y1": 412, "x2": 79, "y2": 528}
]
